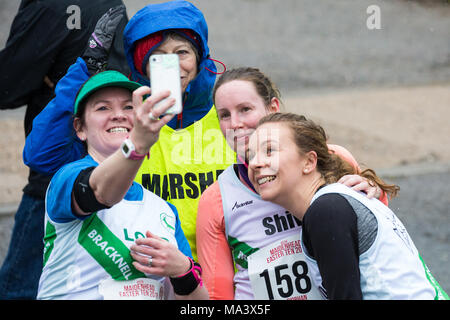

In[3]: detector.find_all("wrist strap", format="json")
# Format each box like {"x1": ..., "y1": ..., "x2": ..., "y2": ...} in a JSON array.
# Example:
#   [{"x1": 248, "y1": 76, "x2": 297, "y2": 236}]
[
  {"x1": 169, "y1": 257, "x2": 203, "y2": 295},
  {"x1": 126, "y1": 135, "x2": 150, "y2": 159}
]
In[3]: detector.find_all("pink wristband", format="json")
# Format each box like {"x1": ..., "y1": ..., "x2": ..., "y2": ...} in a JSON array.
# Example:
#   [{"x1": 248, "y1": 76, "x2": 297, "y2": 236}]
[{"x1": 176, "y1": 257, "x2": 203, "y2": 287}]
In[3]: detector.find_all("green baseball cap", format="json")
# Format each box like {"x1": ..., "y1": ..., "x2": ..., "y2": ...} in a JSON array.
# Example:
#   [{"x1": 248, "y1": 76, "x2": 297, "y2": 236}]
[{"x1": 74, "y1": 71, "x2": 142, "y2": 114}]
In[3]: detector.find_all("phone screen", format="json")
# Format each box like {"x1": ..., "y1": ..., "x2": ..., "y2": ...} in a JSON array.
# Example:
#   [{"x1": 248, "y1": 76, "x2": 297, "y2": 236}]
[{"x1": 149, "y1": 54, "x2": 183, "y2": 115}]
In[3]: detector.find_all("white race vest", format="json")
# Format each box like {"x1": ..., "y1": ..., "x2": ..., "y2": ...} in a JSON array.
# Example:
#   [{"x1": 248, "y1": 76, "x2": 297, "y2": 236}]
[
  {"x1": 38, "y1": 186, "x2": 179, "y2": 300},
  {"x1": 218, "y1": 166, "x2": 323, "y2": 300},
  {"x1": 304, "y1": 183, "x2": 448, "y2": 300}
]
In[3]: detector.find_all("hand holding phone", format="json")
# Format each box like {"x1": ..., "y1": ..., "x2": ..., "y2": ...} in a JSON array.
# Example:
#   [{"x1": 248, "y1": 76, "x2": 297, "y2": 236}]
[{"x1": 149, "y1": 54, "x2": 183, "y2": 115}]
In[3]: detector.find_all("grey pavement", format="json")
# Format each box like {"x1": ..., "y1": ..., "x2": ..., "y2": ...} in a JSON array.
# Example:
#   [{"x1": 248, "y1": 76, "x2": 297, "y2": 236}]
[{"x1": 388, "y1": 171, "x2": 450, "y2": 294}]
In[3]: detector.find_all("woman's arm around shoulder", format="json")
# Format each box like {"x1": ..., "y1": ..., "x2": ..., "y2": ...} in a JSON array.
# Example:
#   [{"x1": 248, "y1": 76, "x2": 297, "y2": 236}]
[{"x1": 328, "y1": 144, "x2": 389, "y2": 206}]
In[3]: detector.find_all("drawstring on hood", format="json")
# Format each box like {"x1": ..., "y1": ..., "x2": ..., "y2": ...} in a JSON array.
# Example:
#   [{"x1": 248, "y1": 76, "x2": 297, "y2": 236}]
[{"x1": 206, "y1": 58, "x2": 227, "y2": 75}]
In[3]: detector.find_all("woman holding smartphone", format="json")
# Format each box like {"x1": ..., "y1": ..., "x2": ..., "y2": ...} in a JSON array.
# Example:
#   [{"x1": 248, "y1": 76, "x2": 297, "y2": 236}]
[
  {"x1": 24, "y1": 1, "x2": 234, "y2": 260},
  {"x1": 37, "y1": 71, "x2": 207, "y2": 300}
]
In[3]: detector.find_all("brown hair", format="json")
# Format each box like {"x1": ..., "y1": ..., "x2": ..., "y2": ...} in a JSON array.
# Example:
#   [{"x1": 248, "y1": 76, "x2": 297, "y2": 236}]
[
  {"x1": 213, "y1": 67, "x2": 282, "y2": 109},
  {"x1": 258, "y1": 112, "x2": 399, "y2": 199}
]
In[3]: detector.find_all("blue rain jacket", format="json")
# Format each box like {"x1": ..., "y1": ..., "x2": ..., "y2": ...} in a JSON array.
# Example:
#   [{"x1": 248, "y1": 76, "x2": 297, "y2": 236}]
[
  {"x1": 124, "y1": 0, "x2": 217, "y2": 128},
  {"x1": 24, "y1": 0, "x2": 217, "y2": 174}
]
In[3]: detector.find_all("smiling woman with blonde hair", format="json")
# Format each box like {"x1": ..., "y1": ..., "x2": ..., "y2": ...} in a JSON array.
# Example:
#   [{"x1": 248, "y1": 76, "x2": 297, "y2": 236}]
[{"x1": 37, "y1": 71, "x2": 207, "y2": 300}]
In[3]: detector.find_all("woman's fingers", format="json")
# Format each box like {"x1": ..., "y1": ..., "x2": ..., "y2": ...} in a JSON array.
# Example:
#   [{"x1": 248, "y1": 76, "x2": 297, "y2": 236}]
[
  {"x1": 132, "y1": 86, "x2": 151, "y2": 109},
  {"x1": 141, "y1": 90, "x2": 172, "y2": 115},
  {"x1": 339, "y1": 174, "x2": 380, "y2": 199},
  {"x1": 137, "y1": 90, "x2": 176, "y2": 130},
  {"x1": 132, "y1": 86, "x2": 174, "y2": 116},
  {"x1": 130, "y1": 230, "x2": 190, "y2": 277},
  {"x1": 128, "y1": 88, "x2": 176, "y2": 151},
  {"x1": 338, "y1": 174, "x2": 362, "y2": 187},
  {"x1": 130, "y1": 252, "x2": 164, "y2": 276},
  {"x1": 129, "y1": 232, "x2": 166, "y2": 262}
]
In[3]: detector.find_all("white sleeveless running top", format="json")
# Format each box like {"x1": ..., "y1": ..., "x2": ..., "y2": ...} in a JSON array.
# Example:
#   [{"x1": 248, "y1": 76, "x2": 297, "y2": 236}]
[
  {"x1": 304, "y1": 183, "x2": 448, "y2": 300},
  {"x1": 38, "y1": 183, "x2": 188, "y2": 300}
]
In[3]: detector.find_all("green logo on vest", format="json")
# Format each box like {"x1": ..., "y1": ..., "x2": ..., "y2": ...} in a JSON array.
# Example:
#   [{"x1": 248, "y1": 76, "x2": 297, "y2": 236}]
[
  {"x1": 228, "y1": 235, "x2": 259, "y2": 269},
  {"x1": 160, "y1": 212, "x2": 175, "y2": 232},
  {"x1": 43, "y1": 221, "x2": 57, "y2": 267}
]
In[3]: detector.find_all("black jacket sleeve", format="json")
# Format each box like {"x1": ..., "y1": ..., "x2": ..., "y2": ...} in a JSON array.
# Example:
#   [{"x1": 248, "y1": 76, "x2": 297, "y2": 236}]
[
  {"x1": 302, "y1": 193, "x2": 363, "y2": 299},
  {"x1": 0, "y1": 2, "x2": 69, "y2": 109},
  {"x1": 0, "y1": 0, "x2": 129, "y2": 111}
]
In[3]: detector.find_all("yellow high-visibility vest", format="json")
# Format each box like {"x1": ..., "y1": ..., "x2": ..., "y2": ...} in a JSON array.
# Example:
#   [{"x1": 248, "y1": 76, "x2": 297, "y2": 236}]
[{"x1": 135, "y1": 106, "x2": 235, "y2": 259}]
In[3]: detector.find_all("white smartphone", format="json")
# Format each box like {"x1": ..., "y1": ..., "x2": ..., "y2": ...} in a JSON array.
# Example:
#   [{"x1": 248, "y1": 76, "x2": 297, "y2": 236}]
[{"x1": 149, "y1": 54, "x2": 183, "y2": 115}]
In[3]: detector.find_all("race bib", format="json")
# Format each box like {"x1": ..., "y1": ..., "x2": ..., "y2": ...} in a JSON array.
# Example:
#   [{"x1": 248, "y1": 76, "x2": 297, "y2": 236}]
[
  {"x1": 99, "y1": 277, "x2": 164, "y2": 300},
  {"x1": 248, "y1": 234, "x2": 323, "y2": 300}
]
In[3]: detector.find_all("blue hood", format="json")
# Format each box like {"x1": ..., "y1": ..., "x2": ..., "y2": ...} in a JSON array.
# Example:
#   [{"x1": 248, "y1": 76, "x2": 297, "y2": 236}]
[{"x1": 123, "y1": 0, "x2": 217, "y2": 128}]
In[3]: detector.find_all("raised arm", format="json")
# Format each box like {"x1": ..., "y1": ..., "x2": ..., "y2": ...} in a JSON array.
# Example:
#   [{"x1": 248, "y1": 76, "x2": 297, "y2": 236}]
[
  {"x1": 23, "y1": 58, "x2": 89, "y2": 173},
  {"x1": 72, "y1": 87, "x2": 174, "y2": 215}
]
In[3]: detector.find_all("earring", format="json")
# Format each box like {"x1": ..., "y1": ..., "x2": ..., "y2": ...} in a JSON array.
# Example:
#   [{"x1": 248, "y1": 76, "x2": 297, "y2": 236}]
[{"x1": 303, "y1": 168, "x2": 308, "y2": 174}]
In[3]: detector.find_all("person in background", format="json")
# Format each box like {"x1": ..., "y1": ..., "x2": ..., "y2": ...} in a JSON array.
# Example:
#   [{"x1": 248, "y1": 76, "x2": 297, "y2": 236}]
[
  {"x1": 0, "y1": 0, "x2": 128, "y2": 299},
  {"x1": 247, "y1": 112, "x2": 448, "y2": 300},
  {"x1": 196, "y1": 67, "x2": 384, "y2": 299},
  {"x1": 23, "y1": 1, "x2": 234, "y2": 260},
  {"x1": 37, "y1": 70, "x2": 207, "y2": 300}
]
